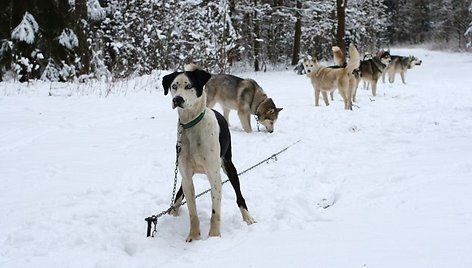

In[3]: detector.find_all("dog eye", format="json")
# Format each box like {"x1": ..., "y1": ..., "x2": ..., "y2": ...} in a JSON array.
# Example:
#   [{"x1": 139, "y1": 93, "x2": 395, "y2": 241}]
[
  {"x1": 185, "y1": 84, "x2": 193, "y2": 89},
  {"x1": 171, "y1": 84, "x2": 177, "y2": 90}
]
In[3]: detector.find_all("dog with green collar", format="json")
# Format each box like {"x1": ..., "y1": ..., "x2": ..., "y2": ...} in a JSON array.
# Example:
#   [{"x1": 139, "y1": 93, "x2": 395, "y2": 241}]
[{"x1": 162, "y1": 69, "x2": 255, "y2": 242}]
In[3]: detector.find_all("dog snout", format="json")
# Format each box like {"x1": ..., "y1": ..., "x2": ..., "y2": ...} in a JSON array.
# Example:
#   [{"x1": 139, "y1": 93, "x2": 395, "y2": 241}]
[{"x1": 172, "y1": 96, "x2": 185, "y2": 109}]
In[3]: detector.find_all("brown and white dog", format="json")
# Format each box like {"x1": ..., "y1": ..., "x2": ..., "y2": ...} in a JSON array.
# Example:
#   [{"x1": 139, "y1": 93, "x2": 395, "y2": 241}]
[
  {"x1": 185, "y1": 64, "x2": 283, "y2": 133},
  {"x1": 162, "y1": 69, "x2": 255, "y2": 242},
  {"x1": 303, "y1": 43, "x2": 360, "y2": 110}
]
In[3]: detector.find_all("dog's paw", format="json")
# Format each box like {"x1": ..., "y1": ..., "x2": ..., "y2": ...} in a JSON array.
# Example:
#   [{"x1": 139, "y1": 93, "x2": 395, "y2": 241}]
[
  {"x1": 185, "y1": 231, "x2": 201, "y2": 243},
  {"x1": 208, "y1": 228, "x2": 221, "y2": 237},
  {"x1": 169, "y1": 206, "x2": 180, "y2": 216},
  {"x1": 240, "y1": 208, "x2": 256, "y2": 225}
]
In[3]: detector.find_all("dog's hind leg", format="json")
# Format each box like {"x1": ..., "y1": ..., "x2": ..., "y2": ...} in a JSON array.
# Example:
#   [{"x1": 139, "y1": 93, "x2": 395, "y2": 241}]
[
  {"x1": 222, "y1": 158, "x2": 255, "y2": 225},
  {"x1": 352, "y1": 79, "x2": 358, "y2": 102},
  {"x1": 170, "y1": 186, "x2": 184, "y2": 216},
  {"x1": 330, "y1": 91, "x2": 334, "y2": 101}
]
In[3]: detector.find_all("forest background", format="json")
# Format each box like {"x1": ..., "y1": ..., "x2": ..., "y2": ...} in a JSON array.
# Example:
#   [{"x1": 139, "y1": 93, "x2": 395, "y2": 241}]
[{"x1": 1, "y1": 0, "x2": 471, "y2": 82}]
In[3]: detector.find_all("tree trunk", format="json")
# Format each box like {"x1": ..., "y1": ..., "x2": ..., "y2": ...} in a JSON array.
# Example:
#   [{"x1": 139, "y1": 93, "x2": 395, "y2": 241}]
[
  {"x1": 291, "y1": 0, "x2": 302, "y2": 65},
  {"x1": 253, "y1": 0, "x2": 260, "y2": 72},
  {"x1": 336, "y1": 0, "x2": 346, "y2": 57},
  {"x1": 74, "y1": 0, "x2": 90, "y2": 75}
]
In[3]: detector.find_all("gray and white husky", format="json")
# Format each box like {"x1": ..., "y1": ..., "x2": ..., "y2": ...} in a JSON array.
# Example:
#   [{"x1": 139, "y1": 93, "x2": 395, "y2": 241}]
[{"x1": 383, "y1": 55, "x2": 422, "y2": 84}]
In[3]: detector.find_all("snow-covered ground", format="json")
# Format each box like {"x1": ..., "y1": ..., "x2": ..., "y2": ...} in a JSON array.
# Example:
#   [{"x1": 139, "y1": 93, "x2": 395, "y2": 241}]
[{"x1": 1, "y1": 48, "x2": 472, "y2": 267}]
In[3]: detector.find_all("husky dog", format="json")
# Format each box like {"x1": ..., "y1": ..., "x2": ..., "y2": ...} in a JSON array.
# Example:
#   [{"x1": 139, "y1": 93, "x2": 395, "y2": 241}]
[
  {"x1": 303, "y1": 43, "x2": 360, "y2": 110},
  {"x1": 204, "y1": 74, "x2": 283, "y2": 133},
  {"x1": 384, "y1": 55, "x2": 422, "y2": 84},
  {"x1": 331, "y1": 45, "x2": 362, "y2": 102},
  {"x1": 162, "y1": 69, "x2": 255, "y2": 242},
  {"x1": 357, "y1": 50, "x2": 391, "y2": 97}
]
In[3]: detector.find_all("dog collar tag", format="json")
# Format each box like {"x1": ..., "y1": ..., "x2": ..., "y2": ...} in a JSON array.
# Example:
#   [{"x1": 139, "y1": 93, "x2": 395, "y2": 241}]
[{"x1": 180, "y1": 110, "x2": 206, "y2": 129}]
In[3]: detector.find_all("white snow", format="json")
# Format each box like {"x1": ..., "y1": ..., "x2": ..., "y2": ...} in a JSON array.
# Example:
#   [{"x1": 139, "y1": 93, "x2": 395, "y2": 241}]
[
  {"x1": 1, "y1": 48, "x2": 472, "y2": 267},
  {"x1": 11, "y1": 12, "x2": 39, "y2": 44}
]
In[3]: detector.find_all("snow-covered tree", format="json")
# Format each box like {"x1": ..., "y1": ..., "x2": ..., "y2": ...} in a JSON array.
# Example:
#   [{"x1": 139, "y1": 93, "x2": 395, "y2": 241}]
[
  {"x1": 348, "y1": 0, "x2": 391, "y2": 53},
  {"x1": 11, "y1": 12, "x2": 39, "y2": 45},
  {"x1": 466, "y1": 2, "x2": 472, "y2": 48}
]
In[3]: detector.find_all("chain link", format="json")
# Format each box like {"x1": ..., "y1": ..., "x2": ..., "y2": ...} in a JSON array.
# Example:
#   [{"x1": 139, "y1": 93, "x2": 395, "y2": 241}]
[
  {"x1": 254, "y1": 115, "x2": 260, "y2": 132},
  {"x1": 145, "y1": 131, "x2": 301, "y2": 237},
  {"x1": 169, "y1": 126, "x2": 183, "y2": 208}
]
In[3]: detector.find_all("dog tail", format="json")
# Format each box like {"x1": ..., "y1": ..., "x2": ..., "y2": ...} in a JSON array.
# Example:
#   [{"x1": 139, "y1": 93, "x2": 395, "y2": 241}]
[
  {"x1": 332, "y1": 46, "x2": 345, "y2": 66},
  {"x1": 184, "y1": 63, "x2": 202, "y2": 72},
  {"x1": 345, "y1": 43, "x2": 360, "y2": 74}
]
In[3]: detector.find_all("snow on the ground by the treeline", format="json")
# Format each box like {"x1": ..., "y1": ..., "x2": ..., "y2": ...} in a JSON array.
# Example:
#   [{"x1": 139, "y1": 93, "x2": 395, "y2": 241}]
[{"x1": 1, "y1": 48, "x2": 471, "y2": 268}]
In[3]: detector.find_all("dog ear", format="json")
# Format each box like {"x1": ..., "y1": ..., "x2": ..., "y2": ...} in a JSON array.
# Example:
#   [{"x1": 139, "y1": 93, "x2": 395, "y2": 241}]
[
  {"x1": 186, "y1": 69, "x2": 212, "y2": 97},
  {"x1": 276, "y1": 108, "x2": 283, "y2": 114},
  {"x1": 162, "y1": 72, "x2": 181, "y2": 95},
  {"x1": 193, "y1": 69, "x2": 211, "y2": 86}
]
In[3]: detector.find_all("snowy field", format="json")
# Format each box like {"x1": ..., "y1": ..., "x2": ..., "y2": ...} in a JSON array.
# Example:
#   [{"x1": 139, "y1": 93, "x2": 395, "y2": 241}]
[{"x1": 1, "y1": 48, "x2": 472, "y2": 267}]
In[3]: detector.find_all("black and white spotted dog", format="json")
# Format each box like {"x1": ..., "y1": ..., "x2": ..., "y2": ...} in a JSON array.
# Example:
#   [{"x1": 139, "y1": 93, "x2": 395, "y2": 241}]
[{"x1": 162, "y1": 69, "x2": 255, "y2": 242}]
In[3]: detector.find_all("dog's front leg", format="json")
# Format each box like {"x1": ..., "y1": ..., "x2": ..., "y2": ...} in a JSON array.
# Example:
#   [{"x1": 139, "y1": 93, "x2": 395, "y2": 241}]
[
  {"x1": 223, "y1": 108, "x2": 231, "y2": 127},
  {"x1": 400, "y1": 71, "x2": 406, "y2": 84},
  {"x1": 371, "y1": 80, "x2": 378, "y2": 97},
  {"x1": 238, "y1": 110, "x2": 252, "y2": 133},
  {"x1": 314, "y1": 88, "x2": 321, "y2": 106},
  {"x1": 388, "y1": 71, "x2": 395, "y2": 83},
  {"x1": 208, "y1": 170, "x2": 222, "y2": 237},
  {"x1": 181, "y1": 172, "x2": 200, "y2": 242},
  {"x1": 322, "y1": 91, "x2": 329, "y2": 106}
]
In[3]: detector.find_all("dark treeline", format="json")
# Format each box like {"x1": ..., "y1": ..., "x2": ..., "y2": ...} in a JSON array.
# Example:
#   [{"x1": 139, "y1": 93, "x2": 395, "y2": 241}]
[{"x1": 0, "y1": 0, "x2": 471, "y2": 82}]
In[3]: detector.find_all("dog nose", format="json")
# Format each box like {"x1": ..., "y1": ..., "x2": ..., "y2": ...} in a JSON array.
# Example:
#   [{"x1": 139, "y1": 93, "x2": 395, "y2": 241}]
[{"x1": 172, "y1": 96, "x2": 184, "y2": 108}]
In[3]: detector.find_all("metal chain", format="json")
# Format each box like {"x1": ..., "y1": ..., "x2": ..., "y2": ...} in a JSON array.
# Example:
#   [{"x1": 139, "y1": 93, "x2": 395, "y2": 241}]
[
  {"x1": 178, "y1": 140, "x2": 300, "y2": 207},
  {"x1": 254, "y1": 115, "x2": 260, "y2": 132},
  {"x1": 145, "y1": 135, "x2": 301, "y2": 237},
  {"x1": 145, "y1": 127, "x2": 183, "y2": 237},
  {"x1": 169, "y1": 127, "x2": 183, "y2": 207}
]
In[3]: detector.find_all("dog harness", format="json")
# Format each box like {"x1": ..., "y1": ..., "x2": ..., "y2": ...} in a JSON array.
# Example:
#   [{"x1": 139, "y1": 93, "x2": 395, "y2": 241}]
[{"x1": 179, "y1": 110, "x2": 205, "y2": 129}]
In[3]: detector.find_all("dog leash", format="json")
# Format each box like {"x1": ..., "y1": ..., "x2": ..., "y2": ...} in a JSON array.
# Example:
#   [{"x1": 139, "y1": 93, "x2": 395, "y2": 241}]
[{"x1": 144, "y1": 139, "x2": 302, "y2": 237}]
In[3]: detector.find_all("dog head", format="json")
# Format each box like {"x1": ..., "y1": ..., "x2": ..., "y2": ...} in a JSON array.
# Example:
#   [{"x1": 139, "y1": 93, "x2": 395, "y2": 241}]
[
  {"x1": 303, "y1": 58, "x2": 318, "y2": 76},
  {"x1": 255, "y1": 98, "x2": 283, "y2": 133},
  {"x1": 377, "y1": 50, "x2": 392, "y2": 66},
  {"x1": 408, "y1": 56, "x2": 422, "y2": 68},
  {"x1": 162, "y1": 69, "x2": 211, "y2": 109}
]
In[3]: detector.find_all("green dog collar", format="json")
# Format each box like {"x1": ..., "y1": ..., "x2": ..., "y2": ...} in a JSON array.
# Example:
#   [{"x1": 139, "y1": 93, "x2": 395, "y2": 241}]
[{"x1": 180, "y1": 110, "x2": 206, "y2": 129}]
